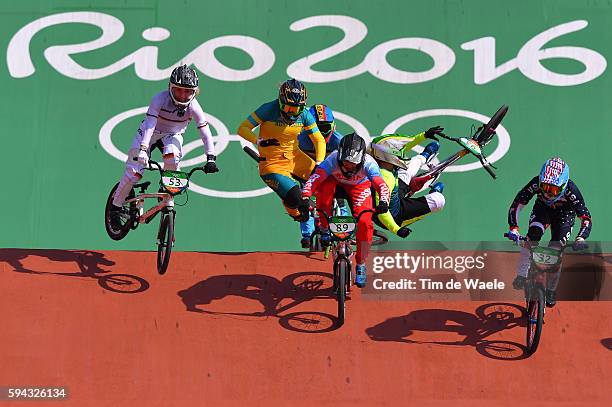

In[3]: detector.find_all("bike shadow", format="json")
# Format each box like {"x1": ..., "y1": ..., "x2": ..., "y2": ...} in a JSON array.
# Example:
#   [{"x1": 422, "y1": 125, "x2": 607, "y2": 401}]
[
  {"x1": 365, "y1": 302, "x2": 529, "y2": 360},
  {"x1": 601, "y1": 338, "x2": 612, "y2": 350},
  {"x1": 177, "y1": 271, "x2": 338, "y2": 333},
  {"x1": 0, "y1": 248, "x2": 149, "y2": 294}
]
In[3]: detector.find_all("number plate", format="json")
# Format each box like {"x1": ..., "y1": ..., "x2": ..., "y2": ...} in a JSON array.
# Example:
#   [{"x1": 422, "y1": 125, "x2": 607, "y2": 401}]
[
  {"x1": 460, "y1": 137, "x2": 482, "y2": 155},
  {"x1": 329, "y1": 216, "x2": 356, "y2": 239},
  {"x1": 161, "y1": 170, "x2": 189, "y2": 194},
  {"x1": 531, "y1": 247, "x2": 561, "y2": 266}
]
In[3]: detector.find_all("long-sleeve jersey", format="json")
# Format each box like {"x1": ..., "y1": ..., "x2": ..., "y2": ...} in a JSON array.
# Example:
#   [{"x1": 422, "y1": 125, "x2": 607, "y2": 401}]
[
  {"x1": 138, "y1": 91, "x2": 214, "y2": 155},
  {"x1": 508, "y1": 176, "x2": 592, "y2": 238},
  {"x1": 237, "y1": 100, "x2": 326, "y2": 165},
  {"x1": 302, "y1": 152, "x2": 390, "y2": 203}
]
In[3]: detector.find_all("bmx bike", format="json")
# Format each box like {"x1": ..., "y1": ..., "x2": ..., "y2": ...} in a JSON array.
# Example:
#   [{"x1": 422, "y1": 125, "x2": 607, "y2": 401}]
[{"x1": 104, "y1": 160, "x2": 206, "y2": 275}]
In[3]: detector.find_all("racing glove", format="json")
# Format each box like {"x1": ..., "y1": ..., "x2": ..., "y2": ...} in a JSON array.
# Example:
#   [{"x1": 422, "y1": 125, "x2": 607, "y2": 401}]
[
  {"x1": 259, "y1": 138, "x2": 280, "y2": 147},
  {"x1": 506, "y1": 227, "x2": 521, "y2": 242},
  {"x1": 573, "y1": 237, "x2": 588, "y2": 251},
  {"x1": 425, "y1": 126, "x2": 445, "y2": 140},
  {"x1": 397, "y1": 226, "x2": 412, "y2": 239},
  {"x1": 204, "y1": 154, "x2": 219, "y2": 173},
  {"x1": 375, "y1": 201, "x2": 389, "y2": 214}
]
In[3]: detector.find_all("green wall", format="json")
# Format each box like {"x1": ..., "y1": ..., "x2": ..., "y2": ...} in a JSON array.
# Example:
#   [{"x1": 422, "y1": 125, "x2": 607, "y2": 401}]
[{"x1": 1, "y1": 1, "x2": 609, "y2": 251}]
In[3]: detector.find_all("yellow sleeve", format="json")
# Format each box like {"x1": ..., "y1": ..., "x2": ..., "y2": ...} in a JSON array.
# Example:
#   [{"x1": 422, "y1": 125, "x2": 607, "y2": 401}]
[
  {"x1": 375, "y1": 169, "x2": 402, "y2": 234},
  {"x1": 398, "y1": 132, "x2": 427, "y2": 159},
  {"x1": 310, "y1": 131, "x2": 326, "y2": 163},
  {"x1": 237, "y1": 118, "x2": 258, "y2": 144}
]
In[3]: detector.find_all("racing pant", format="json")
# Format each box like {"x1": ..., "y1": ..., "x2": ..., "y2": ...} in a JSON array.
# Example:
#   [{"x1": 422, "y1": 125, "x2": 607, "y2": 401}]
[
  {"x1": 112, "y1": 131, "x2": 183, "y2": 207},
  {"x1": 397, "y1": 155, "x2": 445, "y2": 226},
  {"x1": 260, "y1": 149, "x2": 315, "y2": 219},
  {"x1": 316, "y1": 177, "x2": 374, "y2": 264},
  {"x1": 516, "y1": 201, "x2": 575, "y2": 290}
]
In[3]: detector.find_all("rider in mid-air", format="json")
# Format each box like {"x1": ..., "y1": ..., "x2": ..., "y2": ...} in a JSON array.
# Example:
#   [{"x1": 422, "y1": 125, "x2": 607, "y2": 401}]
[
  {"x1": 297, "y1": 104, "x2": 348, "y2": 248},
  {"x1": 237, "y1": 79, "x2": 325, "y2": 222},
  {"x1": 301, "y1": 133, "x2": 390, "y2": 288},
  {"x1": 369, "y1": 127, "x2": 446, "y2": 238},
  {"x1": 109, "y1": 65, "x2": 218, "y2": 230},
  {"x1": 506, "y1": 157, "x2": 592, "y2": 307}
]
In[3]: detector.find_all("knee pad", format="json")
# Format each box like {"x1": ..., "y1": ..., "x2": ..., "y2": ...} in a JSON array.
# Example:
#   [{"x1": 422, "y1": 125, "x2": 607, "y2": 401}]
[
  {"x1": 283, "y1": 185, "x2": 303, "y2": 209},
  {"x1": 425, "y1": 191, "x2": 445, "y2": 212}
]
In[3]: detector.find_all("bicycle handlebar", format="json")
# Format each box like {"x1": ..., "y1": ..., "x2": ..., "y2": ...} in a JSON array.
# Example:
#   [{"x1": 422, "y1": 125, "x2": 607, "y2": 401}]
[
  {"x1": 317, "y1": 208, "x2": 377, "y2": 226},
  {"x1": 137, "y1": 159, "x2": 206, "y2": 179},
  {"x1": 503, "y1": 233, "x2": 527, "y2": 241},
  {"x1": 243, "y1": 146, "x2": 263, "y2": 162}
]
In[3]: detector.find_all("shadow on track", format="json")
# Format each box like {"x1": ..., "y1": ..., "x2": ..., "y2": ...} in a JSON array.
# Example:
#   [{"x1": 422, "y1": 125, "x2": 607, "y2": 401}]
[
  {"x1": 0, "y1": 248, "x2": 149, "y2": 294},
  {"x1": 601, "y1": 338, "x2": 612, "y2": 350},
  {"x1": 366, "y1": 302, "x2": 529, "y2": 360},
  {"x1": 177, "y1": 271, "x2": 338, "y2": 333}
]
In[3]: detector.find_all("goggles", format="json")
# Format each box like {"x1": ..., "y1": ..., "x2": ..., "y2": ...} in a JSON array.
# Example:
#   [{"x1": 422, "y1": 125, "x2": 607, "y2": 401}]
[
  {"x1": 317, "y1": 121, "x2": 335, "y2": 136},
  {"x1": 541, "y1": 183, "x2": 562, "y2": 199},
  {"x1": 279, "y1": 100, "x2": 305, "y2": 117}
]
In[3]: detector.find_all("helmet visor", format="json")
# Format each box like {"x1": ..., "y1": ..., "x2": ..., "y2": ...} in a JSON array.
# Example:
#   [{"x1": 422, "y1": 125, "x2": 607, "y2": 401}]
[
  {"x1": 541, "y1": 183, "x2": 562, "y2": 200},
  {"x1": 279, "y1": 100, "x2": 305, "y2": 117},
  {"x1": 171, "y1": 86, "x2": 196, "y2": 103}
]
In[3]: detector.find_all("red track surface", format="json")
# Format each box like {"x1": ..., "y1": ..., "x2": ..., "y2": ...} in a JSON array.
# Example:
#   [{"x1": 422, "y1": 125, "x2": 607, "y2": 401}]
[{"x1": 1, "y1": 249, "x2": 610, "y2": 406}]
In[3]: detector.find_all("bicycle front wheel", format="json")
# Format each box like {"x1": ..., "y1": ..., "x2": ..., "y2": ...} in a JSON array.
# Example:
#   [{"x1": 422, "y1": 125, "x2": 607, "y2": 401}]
[
  {"x1": 156, "y1": 211, "x2": 175, "y2": 275},
  {"x1": 335, "y1": 257, "x2": 348, "y2": 327},
  {"x1": 526, "y1": 286, "x2": 545, "y2": 355}
]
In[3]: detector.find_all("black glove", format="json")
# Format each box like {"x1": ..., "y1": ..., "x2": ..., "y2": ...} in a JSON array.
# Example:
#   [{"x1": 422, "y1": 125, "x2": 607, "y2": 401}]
[
  {"x1": 375, "y1": 201, "x2": 389, "y2": 214},
  {"x1": 204, "y1": 155, "x2": 219, "y2": 173},
  {"x1": 298, "y1": 197, "x2": 314, "y2": 213},
  {"x1": 259, "y1": 138, "x2": 280, "y2": 147},
  {"x1": 572, "y1": 238, "x2": 588, "y2": 251},
  {"x1": 397, "y1": 226, "x2": 412, "y2": 239},
  {"x1": 424, "y1": 126, "x2": 444, "y2": 140},
  {"x1": 294, "y1": 198, "x2": 313, "y2": 222}
]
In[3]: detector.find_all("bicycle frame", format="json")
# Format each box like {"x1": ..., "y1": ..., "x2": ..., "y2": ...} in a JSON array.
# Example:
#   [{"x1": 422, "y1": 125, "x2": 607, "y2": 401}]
[
  {"x1": 126, "y1": 160, "x2": 204, "y2": 226},
  {"x1": 125, "y1": 192, "x2": 174, "y2": 225}
]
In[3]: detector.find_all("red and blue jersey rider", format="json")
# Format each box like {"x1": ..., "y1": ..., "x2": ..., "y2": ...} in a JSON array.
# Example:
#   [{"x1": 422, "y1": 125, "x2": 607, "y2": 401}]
[{"x1": 301, "y1": 133, "x2": 390, "y2": 288}]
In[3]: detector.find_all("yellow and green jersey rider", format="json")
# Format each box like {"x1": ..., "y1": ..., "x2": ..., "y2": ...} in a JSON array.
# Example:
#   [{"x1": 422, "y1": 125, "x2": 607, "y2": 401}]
[
  {"x1": 237, "y1": 99, "x2": 325, "y2": 219},
  {"x1": 370, "y1": 132, "x2": 445, "y2": 235}
]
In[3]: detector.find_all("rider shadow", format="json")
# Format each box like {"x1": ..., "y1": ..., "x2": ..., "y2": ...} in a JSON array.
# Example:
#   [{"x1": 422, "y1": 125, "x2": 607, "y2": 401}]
[
  {"x1": 601, "y1": 338, "x2": 612, "y2": 350},
  {"x1": 177, "y1": 271, "x2": 338, "y2": 333},
  {"x1": 0, "y1": 248, "x2": 149, "y2": 294},
  {"x1": 365, "y1": 302, "x2": 529, "y2": 360}
]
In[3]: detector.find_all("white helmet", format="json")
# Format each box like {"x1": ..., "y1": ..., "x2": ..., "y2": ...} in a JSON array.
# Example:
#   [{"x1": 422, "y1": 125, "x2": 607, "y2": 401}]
[{"x1": 369, "y1": 136, "x2": 411, "y2": 169}]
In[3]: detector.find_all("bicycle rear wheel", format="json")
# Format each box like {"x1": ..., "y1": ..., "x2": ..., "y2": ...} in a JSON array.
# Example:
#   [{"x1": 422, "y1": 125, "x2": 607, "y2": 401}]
[
  {"x1": 156, "y1": 210, "x2": 175, "y2": 275},
  {"x1": 525, "y1": 286, "x2": 545, "y2": 355},
  {"x1": 104, "y1": 183, "x2": 135, "y2": 241},
  {"x1": 335, "y1": 257, "x2": 348, "y2": 327},
  {"x1": 474, "y1": 105, "x2": 508, "y2": 146}
]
